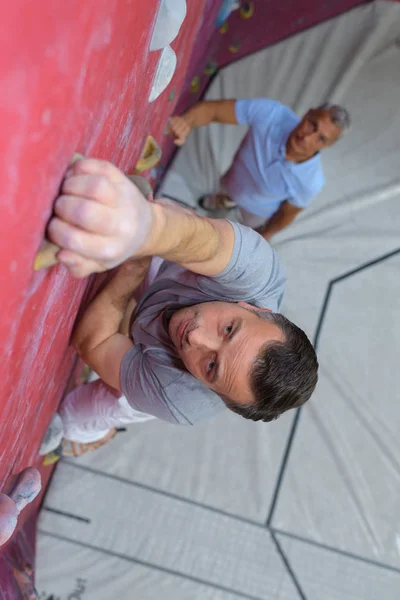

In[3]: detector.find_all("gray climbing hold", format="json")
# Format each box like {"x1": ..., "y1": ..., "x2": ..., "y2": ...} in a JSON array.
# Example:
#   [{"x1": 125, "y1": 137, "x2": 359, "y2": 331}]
[{"x1": 39, "y1": 412, "x2": 64, "y2": 455}]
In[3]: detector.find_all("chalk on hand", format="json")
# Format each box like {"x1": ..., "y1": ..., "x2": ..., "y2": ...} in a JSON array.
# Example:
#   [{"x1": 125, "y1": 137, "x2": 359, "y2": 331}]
[
  {"x1": 135, "y1": 136, "x2": 162, "y2": 173},
  {"x1": 33, "y1": 153, "x2": 85, "y2": 272}
]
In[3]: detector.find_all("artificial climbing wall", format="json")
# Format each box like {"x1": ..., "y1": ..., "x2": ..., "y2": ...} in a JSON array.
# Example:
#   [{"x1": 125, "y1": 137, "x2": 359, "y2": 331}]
[
  {"x1": 0, "y1": 0, "x2": 213, "y2": 546},
  {"x1": 0, "y1": 0, "x2": 377, "y2": 590}
]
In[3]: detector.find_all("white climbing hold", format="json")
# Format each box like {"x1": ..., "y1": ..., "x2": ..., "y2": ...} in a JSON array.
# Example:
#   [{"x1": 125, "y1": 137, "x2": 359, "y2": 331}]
[
  {"x1": 149, "y1": 45, "x2": 177, "y2": 103},
  {"x1": 150, "y1": 0, "x2": 187, "y2": 51},
  {"x1": 39, "y1": 412, "x2": 64, "y2": 455},
  {"x1": 0, "y1": 494, "x2": 18, "y2": 546}
]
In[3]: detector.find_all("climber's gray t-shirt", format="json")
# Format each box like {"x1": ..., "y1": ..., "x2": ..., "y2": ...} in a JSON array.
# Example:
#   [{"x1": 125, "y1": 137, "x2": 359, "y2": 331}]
[{"x1": 120, "y1": 221, "x2": 285, "y2": 425}]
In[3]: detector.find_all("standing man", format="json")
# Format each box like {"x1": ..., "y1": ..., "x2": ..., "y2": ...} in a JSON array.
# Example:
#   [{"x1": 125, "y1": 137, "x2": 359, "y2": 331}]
[{"x1": 169, "y1": 99, "x2": 350, "y2": 240}]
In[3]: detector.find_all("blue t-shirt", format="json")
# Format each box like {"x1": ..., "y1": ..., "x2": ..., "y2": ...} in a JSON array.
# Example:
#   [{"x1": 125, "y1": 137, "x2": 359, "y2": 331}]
[{"x1": 223, "y1": 98, "x2": 325, "y2": 218}]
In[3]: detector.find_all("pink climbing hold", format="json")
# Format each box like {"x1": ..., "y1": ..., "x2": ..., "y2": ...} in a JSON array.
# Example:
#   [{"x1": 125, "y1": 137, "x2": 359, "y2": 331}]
[
  {"x1": 9, "y1": 467, "x2": 42, "y2": 515},
  {"x1": 0, "y1": 493, "x2": 18, "y2": 546}
]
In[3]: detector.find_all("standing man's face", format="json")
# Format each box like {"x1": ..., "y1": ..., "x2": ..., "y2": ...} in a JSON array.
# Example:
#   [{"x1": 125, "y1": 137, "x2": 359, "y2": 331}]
[
  {"x1": 168, "y1": 301, "x2": 285, "y2": 405},
  {"x1": 287, "y1": 109, "x2": 341, "y2": 161}
]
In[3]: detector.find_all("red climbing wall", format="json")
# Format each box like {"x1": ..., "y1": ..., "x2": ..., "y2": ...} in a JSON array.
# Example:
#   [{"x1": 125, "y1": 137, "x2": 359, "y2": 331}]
[{"x1": 0, "y1": 0, "x2": 212, "y2": 559}]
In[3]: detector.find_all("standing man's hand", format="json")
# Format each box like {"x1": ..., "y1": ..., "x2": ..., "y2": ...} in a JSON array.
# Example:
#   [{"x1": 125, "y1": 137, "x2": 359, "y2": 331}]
[
  {"x1": 168, "y1": 100, "x2": 238, "y2": 146},
  {"x1": 168, "y1": 115, "x2": 192, "y2": 146},
  {"x1": 48, "y1": 158, "x2": 153, "y2": 279}
]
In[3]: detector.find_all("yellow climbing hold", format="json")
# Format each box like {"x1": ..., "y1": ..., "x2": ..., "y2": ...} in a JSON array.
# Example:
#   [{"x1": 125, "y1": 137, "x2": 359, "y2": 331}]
[
  {"x1": 33, "y1": 241, "x2": 60, "y2": 271},
  {"x1": 219, "y1": 22, "x2": 228, "y2": 34},
  {"x1": 33, "y1": 153, "x2": 85, "y2": 271},
  {"x1": 204, "y1": 61, "x2": 218, "y2": 76},
  {"x1": 134, "y1": 136, "x2": 162, "y2": 173},
  {"x1": 190, "y1": 76, "x2": 200, "y2": 93},
  {"x1": 240, "y1": 1, "x2": 254, "y2": 19},
  {"x1": 228, "y1": 42, "x2": 241, "y2": 53}
]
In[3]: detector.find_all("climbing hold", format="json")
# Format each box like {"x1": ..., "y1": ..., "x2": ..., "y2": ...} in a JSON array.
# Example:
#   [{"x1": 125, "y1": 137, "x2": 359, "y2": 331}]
[
  {"x1": 150, "y1": 0, "x2": 187, "y2": 51},
  {"x1": 39, "y1": 413, "x2": 64, "y2": 456},
  {"x1": 33, "y1": 241, "x2": 59, "y2": 271},
  {"x1": 168, "y1": 89, "x2": 175, "y2": 102},
  {"x1": 127, "y1": 174, "x2": 153, "y2": 201},
  {"x1": 9, "y1": 467, "x2": 41, "y2": 515},
  {"x1": 190, "y1": 76, "x2": 200, "y2": 93},
  {"x1": 0, "y1": 494, "x2": 18, "y2": 547},
  {"x1": 219, "y1": 22, "x2": 228, "y2": 34},
  {"x1": 43, "y1": 446, "x2": 62, "y2": 466},
  {"x1": 228, "y1": 42, "x2": 241, "y2": 53},
  {"x1": 203, "y1": 61, "x2": 218, "y2": 76},
  {"x1": 149, "y1": 45, "x2": 177, "y2": 103},
  {"x1": 0, "y1": 468, "x2": 42, "y2": 546},
  {"x1": 134, "y1": 137, "x2": 162, "y2": 174},
  {"x1": 240, "y1": 1, "x2": 255, "y2": 19},
  {"x1": 33, "y1": 153, "x2": 85, "y2": 271}
]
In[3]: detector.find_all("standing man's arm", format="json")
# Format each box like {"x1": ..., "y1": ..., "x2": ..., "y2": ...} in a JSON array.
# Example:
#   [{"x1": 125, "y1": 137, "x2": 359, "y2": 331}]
[
  {"x1": 257, "y1": 201, "x2": 303, "y2": 241},
  {"x1": 169, "y1": 100, "x2": 238, "y2": 146}
]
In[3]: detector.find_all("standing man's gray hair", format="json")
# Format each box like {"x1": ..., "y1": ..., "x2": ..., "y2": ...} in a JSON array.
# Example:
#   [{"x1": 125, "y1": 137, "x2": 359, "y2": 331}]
[{"x1": 318, "y1": 103, "x2": 351, "y2": 134}]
